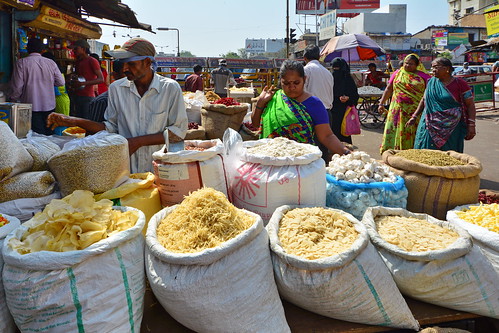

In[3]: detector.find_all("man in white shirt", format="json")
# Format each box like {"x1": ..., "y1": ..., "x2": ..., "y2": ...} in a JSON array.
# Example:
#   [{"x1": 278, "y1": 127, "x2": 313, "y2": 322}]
[{"x1": 47, "y1": 38, "x2": 188, "y2": 173}]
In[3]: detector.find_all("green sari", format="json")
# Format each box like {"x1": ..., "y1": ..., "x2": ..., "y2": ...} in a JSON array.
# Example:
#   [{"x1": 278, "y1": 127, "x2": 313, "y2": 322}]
[{"x1": 260, "y1": 89, "x2": 316, "y2": 145}]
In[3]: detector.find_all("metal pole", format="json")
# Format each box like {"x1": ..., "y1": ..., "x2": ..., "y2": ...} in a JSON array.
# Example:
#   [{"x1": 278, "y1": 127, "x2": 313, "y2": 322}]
[
  {"x1": 286, "y1": 0, "x2": 289, "y2": 58},
  {"x1": 157, "y1": 27, "x2": 180, "y2": 57},
  {"x1": 315, "y1": 0, "x2": 319, "y2": 45}
]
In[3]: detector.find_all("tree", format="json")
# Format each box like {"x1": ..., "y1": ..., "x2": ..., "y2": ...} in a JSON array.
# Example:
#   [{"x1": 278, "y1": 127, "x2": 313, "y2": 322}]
[
  {"x1": 180, "y1": 50, "x2": 196, "y2": 57},
  {"x1": 220, "y1": 51, "x2": 240, "y2": 59},
  {"x1": 238, "y1": 48, "x2": 249, "y2": 59}
]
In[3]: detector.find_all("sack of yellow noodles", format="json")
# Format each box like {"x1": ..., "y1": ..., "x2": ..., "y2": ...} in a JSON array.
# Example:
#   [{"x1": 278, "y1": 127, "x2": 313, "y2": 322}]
[{"x1": 2, "y1": 190, "x2": 146, "y2": 332}]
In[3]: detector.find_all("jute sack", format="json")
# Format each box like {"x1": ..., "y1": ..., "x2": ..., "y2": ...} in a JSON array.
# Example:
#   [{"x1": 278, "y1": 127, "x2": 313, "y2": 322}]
[
  {"x1": 184, "y1": 126, "x2": 206, "y2": 140},
  {"x1": 146, "y1": 206, "x2": 290, "y2": 333},
  {"x1": 362, "y1": 206, "x2": 499, "y2": 319},
  {"x1": 266, "y1": 205, "x2": 419, "y2": 330},
  {"x1": 382, "y1": 149, "x2": 482, "y2": 219},
  {"x1": 201, "y1": 104, "x2": 248, "y2": 139},
  {"x1": 2, "y1": 207, "x2": 146, "y2": 333},
  {"x1": 0, "y1": 214, "x2": 20, "y2": 333}
]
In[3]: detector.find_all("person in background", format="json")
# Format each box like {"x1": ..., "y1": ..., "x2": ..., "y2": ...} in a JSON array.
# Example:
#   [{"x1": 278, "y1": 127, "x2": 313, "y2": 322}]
[
  {"x1": 303, "y1": 44, "x2": 335, "y2": 161},
  {"x1": 42, "y1": 51, "x2": 70, "y2": 116},
  {"x1": 364, "y1": 63, "x2": 388, "y2": 89},
  {"x1": 492, "y1": 59, "x2": 499, "y2": 73},
  {"x1": 330, "y1": 57, "x2": 359, "y2": 145},
  {"x1": 90, "y1": 53, "x2": 109, "y2": 96},
  {"x1": 184, "y1": 64, "x2": 204, "y2": 92},
  {"x1": 210, "y1": 59, "x2": 236, "y2": 98},
  {"x1": 457, "y1": 62, "x2": 473, "y2": 75},
  {"x1": 9, "y1": 38, "x2": 65, "y2": 135},
  {"x1": 408, "y1": 57, "x2": 476, "y2": 153},
  {"x1": 87, "y1": 60, "x2": 126, "y2": 122},
  {"x1": 47, "y1": 37, "x2": 188, "y2": 173},
  {"x1": 68, "y1": 39, "x2": 104, "y2": 119},
  {"x1": 378, "y1": 53, "x2": 431, "y2": 153},
  {"x1": 251, "y1": 60, "x2": 349, "y2": 157}
]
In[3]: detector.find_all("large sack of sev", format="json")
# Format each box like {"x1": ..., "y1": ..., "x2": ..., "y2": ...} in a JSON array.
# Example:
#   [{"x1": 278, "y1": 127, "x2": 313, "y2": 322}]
[
  {"x1": 228, "y1": 136, "x2": 326, "y2": 224},
  {"x1": 266, "y1": 205, "x2": 419, "y2": 330},
  {"x1": 0, "y1": 171, "x2": 56, "y2": 203},
  {"x1": 20, "y1": 131, "x2": 61, "y2": 171},
  {"x1": 201, "y1": 103, "x2": 248, "y2": 139},
  {"x1": 362, "y1": 206, "x2": 499, "y2": 319},
  {"x1": 152, "y1": 139, "x2": 229, "y2": 207},
  {"x1": 48, "y1": 131, "x2": 130, "y2": 196},
  {"x1": 382, "y1": 149, "x2": 482, "y2": 219},
  {"x1": 0, "y1": 121, "x2": 33, "y2": 181},
  {"x1": 2, "y1": 191, "x2": 146, "y2": 332},
  {"x1": 447, "y1": 204, "x2": 499, "y2": 274},
  {"x1": 0, "y1": 214, "x2": 20, "y2": 333},
  {"x1": 0, "y1": 192, "x2": 61, "y2": 223},
  {"x1": 145, "y1": 188, "x2": 290, "y2": 333}
]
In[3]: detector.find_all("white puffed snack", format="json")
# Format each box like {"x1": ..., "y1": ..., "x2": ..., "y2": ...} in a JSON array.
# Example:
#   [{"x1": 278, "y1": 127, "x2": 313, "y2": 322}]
[{"x1": 246, "y1": 137, "x2": 316, "y2": 157}]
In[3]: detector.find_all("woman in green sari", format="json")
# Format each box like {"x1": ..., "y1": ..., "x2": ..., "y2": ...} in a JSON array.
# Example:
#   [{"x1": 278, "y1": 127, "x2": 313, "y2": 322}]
[
  {"x1": 408, "y1": 57, "x2": 476, "y2": 152},
  {"x1": 251, "y1": 60, "x2": 349, "y2": 157}
]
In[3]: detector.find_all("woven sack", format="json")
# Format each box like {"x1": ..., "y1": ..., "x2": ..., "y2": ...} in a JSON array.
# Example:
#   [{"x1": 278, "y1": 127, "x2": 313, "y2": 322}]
[
  {"x1": 382, "y1": 149, "x2": 482, "y2": 219},
  {"x1": 184, "y1": 126, "x2": 206, "y2": 140},
  {"x1": 201, "y1": 105, "x2": 248, "y2": 139},
  {"x1": 238, "y1": 123, "x2": 259, "y2": 141}
]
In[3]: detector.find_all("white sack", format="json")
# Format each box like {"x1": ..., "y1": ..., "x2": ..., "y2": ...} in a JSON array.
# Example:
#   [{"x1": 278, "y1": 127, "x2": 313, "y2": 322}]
[
  {"x1": 0, "y1": 121, "x2": 33, "y2": 181},
  {"x1": 0, "y1": 214, "x2": 20, "y2": 333},
  {"x1": 20, "y1": 131, "x2": 61, "y2": 171},
  {"x1": 146, "y1": 206, "x2": 290, "y2": 333},
  {"x1": 447, "y1": 204, "x2": 499, "y2": 274},
  {"x1": 362, "y1": 206, "x2": 499, "y2": 319},
  {"x1": 0, "y1": 192, "x2": 61, "y2": 223},
  {"x1": 266, "y1": 205, "x2": 419, "y2": 330},
  {"x1": 2, "y1": 207, "x2": 146, "y2": 332},
  {"x1": 152, "y1": 139, "x2": 228, "y2": 206}
]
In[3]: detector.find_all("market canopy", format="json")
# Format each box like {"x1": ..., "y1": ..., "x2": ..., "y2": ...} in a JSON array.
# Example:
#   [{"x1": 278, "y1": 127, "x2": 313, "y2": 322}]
[{"x1": 320, "y1": 34, "x2": 386, "y2": 63}]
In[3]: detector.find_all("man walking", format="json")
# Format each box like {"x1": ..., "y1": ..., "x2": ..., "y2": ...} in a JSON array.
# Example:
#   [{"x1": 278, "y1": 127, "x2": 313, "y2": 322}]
[
  {"x1": 9, "y1": 38, "x2": 65, "y2": 135},
  {"x1": 210, "y1": 59, "x2": 236, "y2": 98}
]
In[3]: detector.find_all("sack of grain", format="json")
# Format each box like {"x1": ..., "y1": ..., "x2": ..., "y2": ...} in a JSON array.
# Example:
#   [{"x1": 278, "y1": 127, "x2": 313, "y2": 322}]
[
  {"x1": 382, "y1": 149, "x2": 482, "y2": 219},
  {"x1": 20, "y1": 131, "x2": 61, "y2": 171},
  {"x1": 2, "y1": 206, "x2": 146, "y2": 332},
  {"x1": 447, "y1": 204, "x2": 499, "y2": 274},
  {"x1": 362, "y1": 206, "x2": 499, "y2": 319},
  {"x1": 0, "y1": 171, "x2": 55, "y2": 203},
  {"x1": 266, "y1": 205, "x2": 419, "y2": 330},
  {"x1": 145, "y1": 189, "x2": 290, "y2": 333},
  {"x1": 0, "y1": 214, "x2": 20, "y2": 333},
  {"x1": 0, "y1": 192, "x2": 61, "y2": 223},
  {"x1": 229, "y1": 137, "x2": 326, "y2": 224},
  {"x1": 201, "y1": 104, "x2": 248, "y2": 139},
  {"x1": 48, "y1": 131, "x2": 130, "y2": 196},
  {"x1": 152, "y1": 139, "x2": 228, "y2": 207},
  {"x1": 184, "y1": 126, "x2": 206, "y2": 140},
  {"x1": 0, "y1": 121, "x2": 33, "y2": 181}
]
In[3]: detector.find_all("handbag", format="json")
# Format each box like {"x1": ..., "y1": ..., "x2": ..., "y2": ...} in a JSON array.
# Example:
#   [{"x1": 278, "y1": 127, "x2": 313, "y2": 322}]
[{"x1": 341, "y1": 105, "x2": 361, "y2": 136}]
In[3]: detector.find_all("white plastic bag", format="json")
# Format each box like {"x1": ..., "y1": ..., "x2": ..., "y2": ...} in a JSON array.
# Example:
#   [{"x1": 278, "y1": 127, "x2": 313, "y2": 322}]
[
  {"x1": 0, "y1": 121, "x2": 33, "y2": 181},
  {"x1": 152, "y1": 139, "x2": 228, "y2": 206},
  {"x1": 447, "y1": 204, "x2": 499, "y2": 274},
  {"x1": 2, "y1": 207, "x2": 146, "y2": 332},
  {"x1": 0, "y1": 192, "x2": 61, "y2": 222},
  {"x1": 0, "y1": 214, "x2": 20, "y2": 333},
  {"x1": 266, "y1": 205, "x2": 419, "y2": 330},
  {"x1": 362, "y1": 206, "x2": 499, "y2": 319},
  {"x1": 21, "y1": 131, "x2": 61, "y2": 171},
  {"x1": 145, "y1": 206, "x2": 290, "y2": 333}
]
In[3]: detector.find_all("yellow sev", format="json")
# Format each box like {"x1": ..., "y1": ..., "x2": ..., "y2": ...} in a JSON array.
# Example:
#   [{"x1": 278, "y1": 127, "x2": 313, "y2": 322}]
[
  {"x1": 456, "y1": 203, "x2": 499, "y2": 233},
  {"x1": 157, "y1": 188, "x2": 255, "y2": 253}
]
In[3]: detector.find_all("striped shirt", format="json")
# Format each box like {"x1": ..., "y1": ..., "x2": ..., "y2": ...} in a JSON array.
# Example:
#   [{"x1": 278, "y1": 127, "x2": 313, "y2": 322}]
[{"x1": 88, "y1": 91, "x2": 108, "y2": 122}]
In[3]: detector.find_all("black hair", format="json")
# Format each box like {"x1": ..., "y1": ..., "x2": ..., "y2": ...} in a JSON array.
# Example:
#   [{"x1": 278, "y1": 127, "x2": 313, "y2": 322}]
[
  {"x1": 405, "y1": 54, "x2": 420, "y2": 65},
  {"x1": 193, "y1": 64, "x2": 202, "y2": 73},
  {"x1": 303, "y1": 45, "x2": 320, "y2": 61},
  {"x1": 433, "y1": 57, "x2": 454, "y2": 73},
  {"x1": 368, "y1": 63, "x2": 376, "y2": 68},
  {"x1": 279, "y1": 60, "x2": 305, "y2": 79},
  {"x1": 89, "y1": 53, "x2": 100, "y2": 61},
  {"x1": 27, "y1": 38, "x2": 44, "y2": 54},
  {"x1": 42, "y1": 51, "x2": 55, "y2": 61},
  {"x1": 112, "y1": 59, "x2": 124, "y2": 73}
]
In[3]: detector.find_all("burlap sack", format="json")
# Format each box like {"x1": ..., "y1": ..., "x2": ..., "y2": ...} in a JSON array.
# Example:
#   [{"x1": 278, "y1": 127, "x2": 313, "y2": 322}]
[
  {"x1": 201, "y1": 105, "x2": 248, "y2": 139},
  {"x1": 184, "y1": 126, "x2": 206, "y2": 140},
  {"x1": 382, "y1": 149, "x2": 482, "y2": 219}
]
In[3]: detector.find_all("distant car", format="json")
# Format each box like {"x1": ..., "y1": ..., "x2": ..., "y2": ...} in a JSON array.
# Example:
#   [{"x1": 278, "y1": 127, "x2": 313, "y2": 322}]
[
  {"x1": 240, "y1": 68, "x2": 268, "y2": 80},
  {"x1": 453, "y1": 65, "x2": 492, "y2": 82}
]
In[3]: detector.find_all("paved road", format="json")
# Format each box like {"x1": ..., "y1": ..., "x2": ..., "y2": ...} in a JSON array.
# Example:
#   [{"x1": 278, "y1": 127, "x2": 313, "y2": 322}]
[{"x1": 350, "y1": 108, "x2": 499, "y2": 191}]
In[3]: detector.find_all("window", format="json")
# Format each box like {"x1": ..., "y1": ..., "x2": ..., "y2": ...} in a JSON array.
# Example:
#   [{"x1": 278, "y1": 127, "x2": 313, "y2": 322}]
[{"x1": 465, "y1": 7, "x2": 474, "y2": 14}]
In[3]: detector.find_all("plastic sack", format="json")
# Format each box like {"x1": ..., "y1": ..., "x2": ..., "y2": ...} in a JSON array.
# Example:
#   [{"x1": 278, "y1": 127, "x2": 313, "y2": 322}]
[
  {"x1": 2, "y1": 207, "x2": 146, "y2": 332},
  {"x1": 362, "y1": 206, "x2": 499, "y2": 319},
  {"x1": 20, "y1": 131, "x2": 61, "y2": 171},
  {"x1": 146, "y1": 206, "x2": 290, "y2": 333},
  {"x1": 184, "y1": 90, "x2": 208, "y2": 123},
  {"x1": 266, "y1": 205, "x2": 419, "y2": 330},
  {"x1": 94, "y1": 172, "x2": 162, "y2": 235},
  {"x1": 341, "y1": 105, "x2": 361, "y2": 136},
  {"x1": 48, "y1": 131, "x2": 130, "y2": 196},
  {"x1": 447, "y1": 204, "x2": 499, "y2": 274},
  {"x1": 0, "y1": 121, "x2": 33, "y2": 181},
  {"x1": 326, "y1": 174, "x2": 407, "y2": 220},
  {"x1": 0, "y1": 171, "x2": 56, "y2": 203},
  {"x1": 152, "y1": 139, "x2": 228, "y2": 207},
  {"x1": 0, "y1": 214, "x2": 20, "y2": 333},
  {"x1": 0, "y1": 192, "x2": 61, "y2": 223}
]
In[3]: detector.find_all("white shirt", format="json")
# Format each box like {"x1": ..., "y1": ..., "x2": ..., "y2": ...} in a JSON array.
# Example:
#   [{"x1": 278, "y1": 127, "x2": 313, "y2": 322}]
[
  {"x1": 104, "y1": 74, "x2": 188, "y2": 173},
  {"x1": 304, "y1": 60, "x2": 335, "y2": 109}
]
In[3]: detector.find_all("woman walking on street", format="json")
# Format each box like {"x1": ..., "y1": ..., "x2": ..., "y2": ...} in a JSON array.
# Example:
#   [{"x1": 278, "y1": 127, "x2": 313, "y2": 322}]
[{"x1": 378, "y1": 54, "x2": 431, "y2": 153}]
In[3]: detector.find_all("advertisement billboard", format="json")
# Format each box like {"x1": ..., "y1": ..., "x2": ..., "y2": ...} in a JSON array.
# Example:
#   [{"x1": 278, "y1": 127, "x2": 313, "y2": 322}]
[
  {"x1": 319, "y1": 10, "x2": 337, "y2": 40},
  {"x1": 485, "y1": 5, "x2": 499, "y2": 37},
  {"x1": 432, "y1": 29, "x2": 448, "y2": 47},
  {"x1": 245, "y1": 39, "x2": 266, "y2": 53},
  {"x1": 296, "y1": 0, "x2": 379, "y2": 15}
]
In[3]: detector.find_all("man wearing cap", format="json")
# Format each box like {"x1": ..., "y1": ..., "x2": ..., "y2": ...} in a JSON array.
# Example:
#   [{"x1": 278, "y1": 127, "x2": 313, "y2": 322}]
[
  {"x1": 210, "y1": 59, "x2": 236, "y2": 98},
  {"x1": 68, "y1": 39, "x2": 104, "y2": 119},
  {"x1": 47, "y1": 37, "x2": 188, "y2": 173}
]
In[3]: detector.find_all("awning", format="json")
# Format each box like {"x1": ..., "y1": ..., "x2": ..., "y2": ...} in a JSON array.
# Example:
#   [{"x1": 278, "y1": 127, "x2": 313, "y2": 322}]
[{"x1": 76, "y1": 0, "x2": 152, "y2": 32}]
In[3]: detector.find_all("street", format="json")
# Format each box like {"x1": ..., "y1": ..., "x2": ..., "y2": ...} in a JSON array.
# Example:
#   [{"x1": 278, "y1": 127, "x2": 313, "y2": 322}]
[{"x1": 351, "y1": 107, "x2": 499, "y2": 191}]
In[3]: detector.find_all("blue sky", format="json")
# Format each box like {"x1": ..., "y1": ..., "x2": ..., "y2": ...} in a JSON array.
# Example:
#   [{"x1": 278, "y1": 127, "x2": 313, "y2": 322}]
[{"x1": 93, "y1": 0, "x2": 449, "y2": 57}]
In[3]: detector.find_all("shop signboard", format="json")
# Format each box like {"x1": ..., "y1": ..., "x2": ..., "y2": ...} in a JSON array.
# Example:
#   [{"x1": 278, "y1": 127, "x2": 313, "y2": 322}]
[
  {"x1": 469, "y1": 81, "x2": 493, "y2": 103},
  {"x1": 155, "y1": 57, "x2": 206, "y2": 68},
  {"x1": 246, "y1": 39, "x2": 266, "y2": 53},
  {"x1": 448, "y1": 33, "x2": 469, "y2": 46},
  {"x1": 432, "y1": 29, "x2": 448, "y2": 47},
  {"x1": 207, "y1": 58, "x2": 274, "y2": 69},
  {"x1": 319, "y1": 10, "x2": 336, "y2": 40},
  {"x1": 485, "y1": 5, "x2": 499, "y2": 37},
  {"x1": 296, "y1": 0, "x2": 379, "y2": 15}
]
